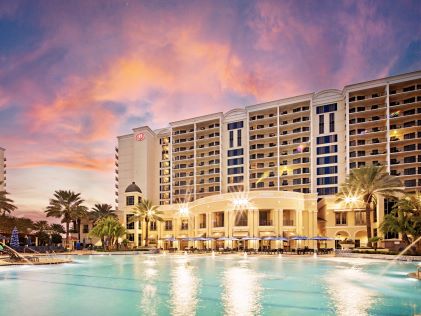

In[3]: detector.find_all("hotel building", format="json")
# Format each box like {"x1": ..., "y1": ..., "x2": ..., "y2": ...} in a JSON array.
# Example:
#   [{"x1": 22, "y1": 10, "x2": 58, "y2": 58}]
[
  {"x1": 0, "y1": 147, "x2": 5, "y2": 191},
  {"x1": 115, "y1": 70, "x2": 421, "y2": 249}
]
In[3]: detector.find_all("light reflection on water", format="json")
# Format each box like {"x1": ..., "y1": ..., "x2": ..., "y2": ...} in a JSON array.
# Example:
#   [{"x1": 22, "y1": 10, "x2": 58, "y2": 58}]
[
  {"x1": 170, "y1": 259, "x2": 199, "y2": 316},
  {"x1": 325, "y1": 267, "x2": 377, "y2": 316},
  {"x1": 222, "y1": 264, "x2": 262, "y2": 316}
]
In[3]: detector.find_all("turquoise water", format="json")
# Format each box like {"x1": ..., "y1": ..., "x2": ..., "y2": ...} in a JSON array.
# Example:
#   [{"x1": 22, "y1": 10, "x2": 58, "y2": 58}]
[{"x1": 0, "y1": 254, "x2": 420, "y2": 315}]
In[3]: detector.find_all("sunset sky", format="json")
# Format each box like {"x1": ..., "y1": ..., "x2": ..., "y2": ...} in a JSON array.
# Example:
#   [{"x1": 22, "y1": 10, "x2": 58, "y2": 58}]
[{"x1": 1, "y1": 0, "x2": 420, "y2": 220}]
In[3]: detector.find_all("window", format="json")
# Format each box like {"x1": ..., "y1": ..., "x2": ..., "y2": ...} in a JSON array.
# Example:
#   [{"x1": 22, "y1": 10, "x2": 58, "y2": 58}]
[
  {"x1": 228, "y1": 167, "x2": 244, "y2": 175},
  {"x1": 259, "y1": 210, "x2": 271, "y2": 226},
  {"x1": 235, "y1": 212, "x2": 248, "y2": 226},
  {"x1": 329, "y1": 113, "x2": 335, "y2": 132},
  {"x1": 317, "y1": 187, "x2": 338, "y2": 195},
  {"x1": 317, "y1": 176, "x2": 338, "y2": 185},
  {"x1": 317, "y1": 156, "x2": 338, "y2": 165},
  {"x1": 164, "y1": 220, "x2": 173, "y2": 231},
  {"x1": 126, "y1": 196, "x2": 135, "y2": 206},
  {"x1": 354, "y1": 211, "x2": 366, "y2": 225},
  {"x1": 83, "y1": 225, "x2": 89, "y2": 233},
  {"x1": 316, "y1": 103, "x2": 337, "y2": 114},
  {"x1": 317, "y1": 145, "x2": 337, "y2": 155},
  {"x1": 229, "y1": 131, "x2": 234, "y2": 148},
  {"x1": 213, "y1": 212, "x2": 224, "y2": 227},
  {"x1": 228, "y1": 176, "x2": 244, "y2": 184},
  {"x1": 228, "y1": 121, "x2": 244, "y2": 130},
  {"x1": 228, "y1": 149, "x2": 244, "y2": 157},
  {"x1": 317, "y1": 166, "x2": 338, "y2": 175},
  {"x1": 317, "y1": 134, "x2": 337, "y2": 144},
  {"x1": 228, "y1": 158, "x2": 244, "y2": 166},
  {"x1": 335, "y1": 212, "x2": 347, "y2": 225},
  {"x1": 384, "y1": 198, "x2": 397, "y2": 215},
  {"x1": 319, "y1": 115, "x2": 324, "y2": 134},
  {"x1": 237, "y1": 129, "x2": 242, "y2": 147},
  {"x1": 181, "y1": 220, "x2": 188, "y2": 230},
  {"x1": 126, "y1": 214, "x2": 134, "y2": 229},
  {"x1": 150, "y1": 221, "x2": 157, "y2": 231}
]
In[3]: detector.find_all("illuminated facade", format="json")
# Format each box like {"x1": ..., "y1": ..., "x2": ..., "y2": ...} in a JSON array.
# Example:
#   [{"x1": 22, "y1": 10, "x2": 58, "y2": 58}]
[{"x1": 115, "y1": 70, "x2": 421, "y2": 248}]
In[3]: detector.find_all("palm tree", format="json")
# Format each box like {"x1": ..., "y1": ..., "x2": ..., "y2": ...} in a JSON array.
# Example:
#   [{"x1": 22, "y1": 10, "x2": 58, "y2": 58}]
[
  {"x1": 89, "y1": 204, "x2": 117, "y2": 224},
  {"x1": 33, "y1": 220, "x2": 51, "y2": 246},
  {"x1": 337, "y1": 165, "x2": 403, "y2": 247},
  {"x1": 130, "y1": 199, "x2": 164, "y2": 247},
  {"x1": 45, "y1": 190, "x2": 87, "y2": 248},
  {"x1": 0, "y1": 182, "x2": 17, "y2": 215},
  {"x1": 381, "y1": 193, "x2": 421, "y2": 252},
  {"x1": 89, "y1": 216, "x2": 126, "y2": 250}
]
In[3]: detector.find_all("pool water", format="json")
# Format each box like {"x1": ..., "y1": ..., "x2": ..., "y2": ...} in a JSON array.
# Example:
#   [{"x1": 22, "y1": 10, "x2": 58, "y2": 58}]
[{"x1": 0, "y1": 255, "x2": 420, "y2": 315}]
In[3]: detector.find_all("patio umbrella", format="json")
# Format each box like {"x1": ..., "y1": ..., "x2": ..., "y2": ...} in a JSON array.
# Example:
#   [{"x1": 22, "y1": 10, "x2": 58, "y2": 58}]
[
  {"x1": 309, "y1": 236, "x2": 330, "y2": 241},
  {"x1": 179, "y1": 237, "x2": 194, "y2": 241},
  {"x1": 163, "y1": 237, "x2": 177, "y2": 242},
  {"x1": 10, "y1": 227, "x2": 19, "y2": 248},
  {"x1": 193, "y1": 237, "x2": 208, "y2": 241},
  {"x1": 290, "y1": 235, "x2": 308, "y2": 240},
  {"x1": 217, "y1": 237, "x2": 230, "y2": 241},
  {"x1": 262, "y1": 237, "x2": 277, "y2": 241},
  {"x1": 275, "y1": 237, "x2": 289, "y2": 241},
  {"x1": 241, "y1": 237, "x2": 261, "y2": 240}
]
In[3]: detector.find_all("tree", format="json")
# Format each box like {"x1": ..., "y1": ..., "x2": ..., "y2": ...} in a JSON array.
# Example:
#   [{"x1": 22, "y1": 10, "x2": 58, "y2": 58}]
[
  {"x1": 33, "y1": 220, "x2": 51, "y2": 245},
  {"x1": 0, "y1": 182, "x2": 17, "y2": 215},
  {"x1": 130, "y1": 199, "x2": 164, "y2": 247},
  {"x1": 0, "y1": 214, "x2": 33, "y2": 235},
  {"x1": 380, "y1": 193, "x2": 421, "y2": 253},
  {"x1": 337, "y1": 165, "x2": 403, "y2": 247},
  {"x1": 89, "y1": 217, "x2": 126, "y2": 250},
  {"x1": 45, "y1": 190, "x2": 87, "y2": 248},
  {"x1": 50, "y1": 223, "x2": 65, "y2": 234},
  {"x1": 89, "y1": 204, "x2": 117, "y2": 224}
]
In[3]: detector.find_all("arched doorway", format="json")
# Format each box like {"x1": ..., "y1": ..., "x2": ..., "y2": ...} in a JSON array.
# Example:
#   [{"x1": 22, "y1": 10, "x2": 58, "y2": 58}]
[
  {"x1": 355, "y1": 230, "x2": 367, "y2": 248},
  {"x1": 335, "y1": 231, "x2": 350, "y2": 249}
]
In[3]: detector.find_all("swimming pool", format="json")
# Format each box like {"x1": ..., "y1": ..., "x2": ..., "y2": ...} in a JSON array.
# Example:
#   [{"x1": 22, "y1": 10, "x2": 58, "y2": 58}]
[{"x1": 0, "y1": 254, "x2": 419, "y2": 315}]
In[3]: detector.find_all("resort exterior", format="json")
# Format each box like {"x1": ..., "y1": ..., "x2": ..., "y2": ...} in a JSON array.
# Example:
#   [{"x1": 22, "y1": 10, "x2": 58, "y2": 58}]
[
  {"x1": 0, "y1": 147, "x2": 5, "y2": 191},
  {"x1": 104, "y1": 70, "x2": 421, "y2": 249}
]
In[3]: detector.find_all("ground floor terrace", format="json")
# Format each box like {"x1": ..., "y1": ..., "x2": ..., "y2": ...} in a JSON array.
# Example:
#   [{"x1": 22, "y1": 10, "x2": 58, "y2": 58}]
[{"x1": 123, "y1": 191, "x2": 321, "y2": 250}]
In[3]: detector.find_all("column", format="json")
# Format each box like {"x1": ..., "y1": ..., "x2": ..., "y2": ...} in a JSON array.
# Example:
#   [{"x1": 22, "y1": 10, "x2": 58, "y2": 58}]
[{"x1": 134, "y1": 221, "x2": 139, "y2": 247}]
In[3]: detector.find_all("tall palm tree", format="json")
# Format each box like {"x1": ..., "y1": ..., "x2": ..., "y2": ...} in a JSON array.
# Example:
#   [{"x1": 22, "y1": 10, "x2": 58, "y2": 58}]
[
  {"x1": 337, "y1": 165, "x2": 403, "y2": 247},
  {"x1": 130, "y1": 199, "x2": 164, "y2": 247},
  {"x1": 0, "y1": 182, "x2": 17, "y2": 215},
  {"x1": 89, "y1": 204, "x2": 117, "y2": 224},
  {"x1": 45, "y1": 190, "x2": 87, "y2": 247}
]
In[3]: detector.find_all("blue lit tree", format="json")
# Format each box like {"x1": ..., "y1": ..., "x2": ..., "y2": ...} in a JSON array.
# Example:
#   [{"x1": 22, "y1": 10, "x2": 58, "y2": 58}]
[{"x1": 10, "y1": 227, "x2": 19, "y2": 248}]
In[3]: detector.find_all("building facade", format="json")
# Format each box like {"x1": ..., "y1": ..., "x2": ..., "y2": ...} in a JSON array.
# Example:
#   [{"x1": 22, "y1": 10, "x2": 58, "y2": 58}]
[
  {"x1": 0, "y1": 147, "x2": 5, "y2": 191},
  {"x1": 116, "y1": 70, "x2": 421, "y2": 249}
]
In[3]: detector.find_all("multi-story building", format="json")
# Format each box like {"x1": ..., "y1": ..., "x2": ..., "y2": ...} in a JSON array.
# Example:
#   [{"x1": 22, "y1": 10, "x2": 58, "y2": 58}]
[
  {"x1": 0, "y1": 147, "x2": 5, "y2": 191},
  {"x1": 116, "y1": 70, "x2": 421, "y2": 249}
]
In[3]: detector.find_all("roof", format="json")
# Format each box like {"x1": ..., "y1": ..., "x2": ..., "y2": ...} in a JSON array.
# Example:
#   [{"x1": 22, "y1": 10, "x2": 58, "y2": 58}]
[{"x1": 125, "y1": 182, "x2": 142, "y2": 193}]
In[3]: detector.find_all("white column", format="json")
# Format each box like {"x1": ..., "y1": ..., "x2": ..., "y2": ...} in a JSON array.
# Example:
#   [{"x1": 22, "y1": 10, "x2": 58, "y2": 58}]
[{"x1": 134, "y1": 221, "x2": 139, "y2": 247}]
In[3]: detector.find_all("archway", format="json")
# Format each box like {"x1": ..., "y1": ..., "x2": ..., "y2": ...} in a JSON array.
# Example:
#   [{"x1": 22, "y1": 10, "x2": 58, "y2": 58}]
[{"x1": 355, "y1": 230, "x2": 367, "y2": 248}]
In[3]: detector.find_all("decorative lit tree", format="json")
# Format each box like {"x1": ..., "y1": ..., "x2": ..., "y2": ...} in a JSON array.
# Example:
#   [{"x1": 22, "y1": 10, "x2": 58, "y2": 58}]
[{"x1": 10, "y1": 227, "x2": 19, "y2": 248}]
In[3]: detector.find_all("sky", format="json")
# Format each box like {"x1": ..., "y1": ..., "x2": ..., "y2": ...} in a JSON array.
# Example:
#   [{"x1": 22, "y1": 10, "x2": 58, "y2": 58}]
[{"x1": 0, "y1": 0, "x2": 420, "y2": 220}]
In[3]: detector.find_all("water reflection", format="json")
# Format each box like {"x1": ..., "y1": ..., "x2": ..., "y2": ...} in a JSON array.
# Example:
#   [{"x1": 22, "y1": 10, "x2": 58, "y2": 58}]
[
  {"x1": 139, "y1": 258, "x2": 159, "y2": 315},
  {"x1": 170, "y1": 259, "x2": 199, "y2": 316},
  {"x1": 222, "y1": 265, "x2": 262, "y2": 316},
  {"x1": 325, "y1": 267, "x2": 376, "y2": 316}
]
